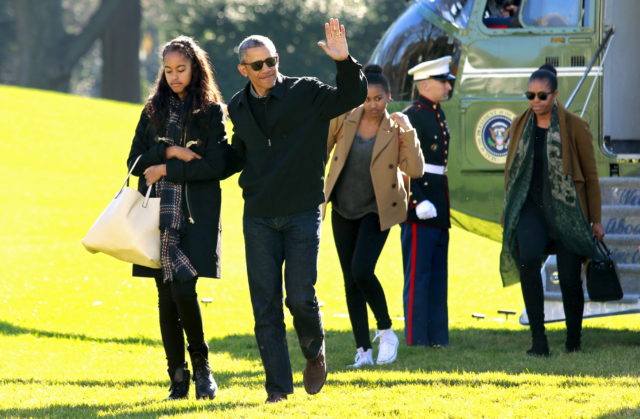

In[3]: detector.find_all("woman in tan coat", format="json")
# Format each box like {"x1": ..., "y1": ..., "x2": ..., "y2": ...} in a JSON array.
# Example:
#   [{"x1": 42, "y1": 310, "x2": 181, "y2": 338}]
[
  {"x1": 324, "y1": 64, "x2": 424, "y2": 367},
  {"x1": 501, "y1": 64, "x2": 604, "y2": 356}
]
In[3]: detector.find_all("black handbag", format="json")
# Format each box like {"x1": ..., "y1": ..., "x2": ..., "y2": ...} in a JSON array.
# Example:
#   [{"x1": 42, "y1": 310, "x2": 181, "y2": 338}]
[{"x1": 586, "y1": 239, "x2": 623, "y2": 302}]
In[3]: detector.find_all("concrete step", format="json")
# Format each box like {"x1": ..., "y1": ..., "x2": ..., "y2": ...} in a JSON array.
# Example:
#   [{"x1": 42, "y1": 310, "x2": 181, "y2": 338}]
[
  {"x1": 599, "y1": 177, "x2": 640, "y2": 206},
  {"x1": 604, "y1": 234, "x2": 640, "y2": 265},
  {"x1": 543, "y1": 257, "x2": 640, "y2": 297},
  {"x1": 602, "y1": 205, "x2": 640, "y2": 235},
  {"x1": 520, "y1": 299, "x2": 640, "y2": 325}
]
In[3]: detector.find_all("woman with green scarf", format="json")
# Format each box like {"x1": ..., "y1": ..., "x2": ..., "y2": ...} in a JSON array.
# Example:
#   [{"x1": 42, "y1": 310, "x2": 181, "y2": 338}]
[{"x1": 501, "y1": 64, "x2": 605, "y2": 356}]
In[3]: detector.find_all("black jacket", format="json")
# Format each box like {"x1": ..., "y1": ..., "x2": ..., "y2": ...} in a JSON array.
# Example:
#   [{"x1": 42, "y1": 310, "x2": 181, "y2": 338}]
[
  {"x1": 126, "y1": 103, "x2": 235, "y2": 278},
  {"x1": 227, "y1": 56, "x2": 367, "y2": 217},
  {"x1": 403, "y1": 95, "x2": 451, "y2": 228}
]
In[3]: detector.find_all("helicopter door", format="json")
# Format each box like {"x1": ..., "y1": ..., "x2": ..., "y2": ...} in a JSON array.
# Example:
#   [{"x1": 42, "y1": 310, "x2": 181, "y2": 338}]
[{"x1": 603, "y1": 0, "x2": 640, "y2": 158}]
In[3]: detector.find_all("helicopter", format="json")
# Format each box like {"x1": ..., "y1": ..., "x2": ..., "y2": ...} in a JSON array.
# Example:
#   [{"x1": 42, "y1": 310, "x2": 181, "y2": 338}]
[{"x1": 371, "y1": 0, "x2": 640, "y2": 323}]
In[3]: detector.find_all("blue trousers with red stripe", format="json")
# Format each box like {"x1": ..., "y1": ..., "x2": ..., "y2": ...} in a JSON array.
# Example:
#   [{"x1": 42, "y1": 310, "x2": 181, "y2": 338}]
[{"x1": 400, "y1": 223, "x2": 449, "y2": 346}]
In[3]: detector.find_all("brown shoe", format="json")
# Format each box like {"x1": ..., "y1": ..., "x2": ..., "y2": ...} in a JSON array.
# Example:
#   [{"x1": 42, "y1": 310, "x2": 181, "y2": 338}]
[
  {"x1": 303, "y1": 343, "x2": 327, "y2": 395},
  {"x1": 265, "y1": 393, "x2": 288, "y2": 403}
]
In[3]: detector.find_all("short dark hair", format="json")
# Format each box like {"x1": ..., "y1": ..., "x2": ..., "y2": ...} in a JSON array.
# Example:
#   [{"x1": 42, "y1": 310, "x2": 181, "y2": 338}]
[
  {"x1": 529, "y1": 63, "x2": 558, "y2": 91},
  {"x1": 237, "y1": 35, "x2": 277, "y2": 63},
  {"x1": 363, "y1": 64, "x2": 390, "y2": 94}
]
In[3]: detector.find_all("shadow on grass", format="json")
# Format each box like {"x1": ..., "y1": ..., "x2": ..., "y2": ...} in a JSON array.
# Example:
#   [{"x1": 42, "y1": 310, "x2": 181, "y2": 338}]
[
  {"x1": 0, "y1": 320, "x2": 161, "y2": 346},
  {"x1": 596, "y1": 406, "x2": 640, "y2": 418},
  {"x1": 0, "y1": 399, "x2": 259, "y2": 418},
  {"x1": 324, "y1": 326, "x2": 640, "y2": 380},
  {"x1": 0, "y1": 367, "x2": 263, "y2": 388},
  {"x1": 1, "y1": 325, "x2": 639, "y2": 416},
  {"x1": 2, "y1": 318, "x2": 639, "y2": 381}
]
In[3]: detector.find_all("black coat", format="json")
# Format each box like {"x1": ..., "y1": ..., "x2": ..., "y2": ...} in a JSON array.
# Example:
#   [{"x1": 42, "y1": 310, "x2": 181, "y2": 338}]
[
  {"x1": 126, "y1": 103, "x2": 236, "y2": 279},
  {"x1": 403, "y1": 95, "x2": 451, "y2": 228},
  {"x1": 227, "y1": 56, "x2": 367, "y2": 217}
]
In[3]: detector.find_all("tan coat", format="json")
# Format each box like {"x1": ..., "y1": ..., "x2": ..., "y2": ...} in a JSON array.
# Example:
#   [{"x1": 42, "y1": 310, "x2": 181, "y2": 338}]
[
  {"x1": 323, "y1": 106, "x2": 425, "y2": 230},
  {"x1": 505, "y1": 103, "x2": 602, "y2": 223}
]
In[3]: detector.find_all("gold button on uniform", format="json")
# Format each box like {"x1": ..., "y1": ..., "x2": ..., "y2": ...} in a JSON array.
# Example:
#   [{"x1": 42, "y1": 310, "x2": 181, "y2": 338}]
[{"x1": 431, "y1": 144, "x2": 438, "y2": 151}]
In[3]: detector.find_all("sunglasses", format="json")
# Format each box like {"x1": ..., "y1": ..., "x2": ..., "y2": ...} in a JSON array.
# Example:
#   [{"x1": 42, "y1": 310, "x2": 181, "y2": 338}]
[
  {"x1": 525, "y1": 91, "x2": 553, "y2": 101},
  {"x1": 242, "y1": 56, "x2": 278, "y2": 71}
]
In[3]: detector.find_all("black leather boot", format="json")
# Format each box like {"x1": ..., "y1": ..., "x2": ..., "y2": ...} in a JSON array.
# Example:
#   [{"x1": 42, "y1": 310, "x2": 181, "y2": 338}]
[
  {"x1": 565, "y1": 329, "x2": 582, "y2": 353},
  {"x1": 189, "y1": 344, "x2": 218, "y2": 400},
  {"x1": 164, "y1": 362, "x2": 190, "y2": 401},
  {"x1": 527, "y1": 330, "x2": 550, "y2": 357}
]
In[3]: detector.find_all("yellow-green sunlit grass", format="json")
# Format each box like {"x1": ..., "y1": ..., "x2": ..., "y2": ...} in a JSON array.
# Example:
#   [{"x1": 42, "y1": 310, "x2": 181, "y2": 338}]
[{"x1": 0, "y1": 85, "x2": 638, "y2": 418}]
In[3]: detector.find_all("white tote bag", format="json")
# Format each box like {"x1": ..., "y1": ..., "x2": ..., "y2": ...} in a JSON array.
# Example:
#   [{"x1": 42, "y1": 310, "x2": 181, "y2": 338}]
[{"x1": 81, "y1": 155, "x2": 161, "y2": 268}]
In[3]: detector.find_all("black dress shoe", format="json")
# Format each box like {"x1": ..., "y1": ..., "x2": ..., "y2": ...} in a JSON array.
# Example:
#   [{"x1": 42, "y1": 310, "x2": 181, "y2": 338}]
[
  {"x1": 265, "y1": 393, "x2": 288, "y2": 404},
  {"x1": 303, "y1": 343, "x2": 327, "y2": 395}
]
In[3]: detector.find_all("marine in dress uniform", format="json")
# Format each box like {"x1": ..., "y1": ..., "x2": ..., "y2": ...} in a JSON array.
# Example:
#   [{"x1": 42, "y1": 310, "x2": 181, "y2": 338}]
[{"x1": 401, "y1": 56, "x2": 454, "y2": 346}]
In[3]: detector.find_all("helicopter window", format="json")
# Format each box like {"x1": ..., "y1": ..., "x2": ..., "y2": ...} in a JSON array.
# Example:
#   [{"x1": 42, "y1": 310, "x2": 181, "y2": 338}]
[
  {"x1": 483, "y1": 0, "x2": 522, "y2": 28},
  {"x1": 423, "y1": 0, "x2": 474, "y2": 29},
  {"x1": 521, "y1": 0, "x2": 582, "y2": 27}
]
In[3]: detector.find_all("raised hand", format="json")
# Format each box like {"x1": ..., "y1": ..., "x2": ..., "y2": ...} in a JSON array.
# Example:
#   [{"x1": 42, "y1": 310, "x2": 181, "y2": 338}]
[{"x1": 317, "y1": 18, "x2": 349, "y2": 61}]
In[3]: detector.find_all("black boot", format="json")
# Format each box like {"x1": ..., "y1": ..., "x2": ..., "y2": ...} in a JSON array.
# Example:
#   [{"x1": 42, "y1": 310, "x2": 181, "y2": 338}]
[
  {"x1": 189, "y1": 344, "x2": 218, "y2": 400},
  {"x1": 527, "y1": 330, "x2": 550, "y2": 357},
  {"x1": 565, "y1": 329, "x2": 582, "y2": 353},
  {"x1": 164, "y1": 362, "x2": 190, "y2": 401}
]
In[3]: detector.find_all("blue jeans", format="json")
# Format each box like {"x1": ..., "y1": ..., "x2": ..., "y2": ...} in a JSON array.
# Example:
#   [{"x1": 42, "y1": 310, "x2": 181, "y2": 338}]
[{"x1": 243, "y1": 207, "x2": 325, "y2": 395}]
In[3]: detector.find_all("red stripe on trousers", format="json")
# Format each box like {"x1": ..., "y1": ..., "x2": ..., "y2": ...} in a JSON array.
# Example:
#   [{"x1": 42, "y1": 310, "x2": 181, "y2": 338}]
[{"x1": 407, "y1": 223, "x2": 418, "y2": 345}]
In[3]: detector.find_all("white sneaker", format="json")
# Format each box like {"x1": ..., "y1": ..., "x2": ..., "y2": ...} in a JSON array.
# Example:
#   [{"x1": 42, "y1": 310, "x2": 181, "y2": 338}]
[
  {"x1": 349, "y1": 347, "x2": 374, "y2": 368},
  {"x1": 374, "y1": 328, "x2": 399, "y2": 365}
]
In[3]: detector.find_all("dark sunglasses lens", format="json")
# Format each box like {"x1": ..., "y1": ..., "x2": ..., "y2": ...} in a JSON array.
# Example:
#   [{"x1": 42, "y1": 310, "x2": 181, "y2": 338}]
[
  {"x1": 249, "y1": 61, "x2": 263, "y2": 71},
  {"x1": 248, "y1": 57, "x2": 277, "y2": 71},
  {"x1": 525, "y1": 91, "x2": 549, "y2": 100}
]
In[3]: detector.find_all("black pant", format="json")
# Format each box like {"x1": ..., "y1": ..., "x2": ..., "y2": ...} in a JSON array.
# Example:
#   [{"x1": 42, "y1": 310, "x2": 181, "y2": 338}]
[
  {"x1": 332, "y1": 210, "x2": 392, "y2": 350},
  {"x1": 155, "y1": 277, "x2": 206, "y2": 373},
  {"x1": 516, "y1": 202, "x2": 584, "y2": 339}
]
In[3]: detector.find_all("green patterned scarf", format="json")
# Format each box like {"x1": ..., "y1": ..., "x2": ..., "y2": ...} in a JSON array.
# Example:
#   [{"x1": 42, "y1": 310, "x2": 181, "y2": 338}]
[{"x1": 500, "y1": 105, "x2": 600, "y2": 286}]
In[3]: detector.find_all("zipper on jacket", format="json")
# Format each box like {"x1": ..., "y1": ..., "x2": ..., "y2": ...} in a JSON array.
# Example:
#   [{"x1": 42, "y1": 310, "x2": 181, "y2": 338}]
[
  {"x1": 264, "y1": 99, "x2": 271, "y2": 147},
  {"x1": 185, "y1": 184, "x2": 195, "y2": 224},
  {"x1": 181, "y1": 125, "x2": 195, "y2": 224}
]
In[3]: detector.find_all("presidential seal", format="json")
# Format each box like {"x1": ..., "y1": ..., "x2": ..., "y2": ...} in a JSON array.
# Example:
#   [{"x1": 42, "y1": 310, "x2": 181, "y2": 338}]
[{"x1": 474, "y1": 108, "x2": 516, "y2": 164}]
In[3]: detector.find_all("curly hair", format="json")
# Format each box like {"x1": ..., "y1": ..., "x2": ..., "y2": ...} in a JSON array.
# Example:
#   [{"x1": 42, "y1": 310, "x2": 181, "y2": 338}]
[{"x1": 144, "y1": 36, "x2": 223, "y2": 129}]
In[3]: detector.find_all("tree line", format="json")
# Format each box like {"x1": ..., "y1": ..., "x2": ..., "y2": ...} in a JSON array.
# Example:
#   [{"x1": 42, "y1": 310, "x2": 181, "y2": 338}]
[{"x1": 0, "y1": 0, "x2": 407, "y2": 103}]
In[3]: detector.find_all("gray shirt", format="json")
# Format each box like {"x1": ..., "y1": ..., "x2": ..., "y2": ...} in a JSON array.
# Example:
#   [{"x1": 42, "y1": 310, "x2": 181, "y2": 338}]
[{"x1": 332, "y1": 134, "x2": 377, "y2": 219}]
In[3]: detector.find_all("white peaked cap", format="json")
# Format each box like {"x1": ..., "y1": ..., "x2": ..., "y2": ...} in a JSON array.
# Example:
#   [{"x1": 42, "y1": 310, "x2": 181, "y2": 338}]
[{"x1": 408, "y1": 56, "x2": 455, "y2": 81}]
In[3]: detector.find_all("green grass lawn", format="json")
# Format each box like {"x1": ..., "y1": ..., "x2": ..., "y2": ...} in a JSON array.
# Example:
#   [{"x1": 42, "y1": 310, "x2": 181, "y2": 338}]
[{"x1": 1, "y1": 85, "x2": 638, "y2": 418}]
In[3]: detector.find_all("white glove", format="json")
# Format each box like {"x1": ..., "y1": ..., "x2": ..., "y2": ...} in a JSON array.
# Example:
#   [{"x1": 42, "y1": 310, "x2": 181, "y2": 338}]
[{"x1": 416, "y1": 200, "x2": 437, "y2": 220}]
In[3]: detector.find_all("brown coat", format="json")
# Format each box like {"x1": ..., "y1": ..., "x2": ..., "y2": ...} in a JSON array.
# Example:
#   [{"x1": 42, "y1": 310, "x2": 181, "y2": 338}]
[
  {"x1": 323, "y1": 106, "x2": 424, "y2": 230},
  {"x1": 505, "y1": 103, "x2": 602, "y2": 223}
]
